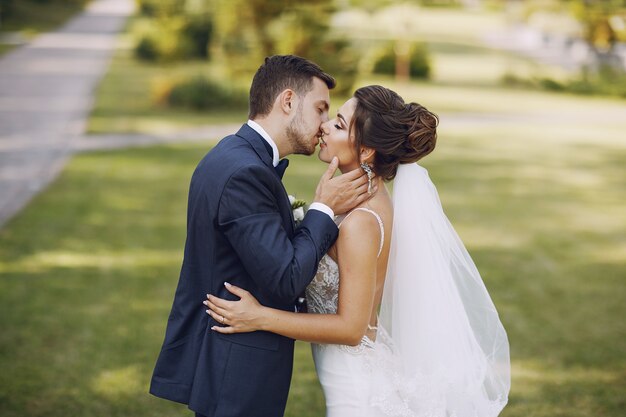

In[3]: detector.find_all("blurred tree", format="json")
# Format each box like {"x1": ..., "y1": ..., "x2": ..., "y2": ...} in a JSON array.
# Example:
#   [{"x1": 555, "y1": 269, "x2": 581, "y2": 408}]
[
  {"x1": 136, "y1": 0, "x2": 185, "y2": 16},
  {"x1": 520, "y1": 0, "x2": 626, "y2": 96},
  {"x1": 520, "y1": 0, "x2": 626, "y2": 73},
  {"x1": 250, "y1": 0, "x2": 297, "y2": 57},
  {"x1": 210, "y1": 0, "x2": 358, "y2": 93},
  {"x1": 373, "y1": 42, "x2": 431, "y2": 80},
  {"x1": 133, "y1": 0, "x2": 214, "y2": 61},
  {"x1": 570, "y1": 0, "x2": 626, "y2": 53}
]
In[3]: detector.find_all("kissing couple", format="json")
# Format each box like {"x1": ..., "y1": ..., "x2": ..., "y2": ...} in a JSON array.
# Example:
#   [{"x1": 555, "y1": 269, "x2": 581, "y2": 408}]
[{"x1": 150, "y1": 55, "x2": 510, "y2": 417}]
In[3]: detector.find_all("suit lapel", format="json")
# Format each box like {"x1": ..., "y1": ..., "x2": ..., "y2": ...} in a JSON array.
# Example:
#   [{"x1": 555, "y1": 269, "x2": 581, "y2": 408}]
[
  {"x1": 235, "y1": 124, "x2": 296, "y2": 234},
  {"x1": 236, "y1": 124, "x2": 274, "y2": 171}
]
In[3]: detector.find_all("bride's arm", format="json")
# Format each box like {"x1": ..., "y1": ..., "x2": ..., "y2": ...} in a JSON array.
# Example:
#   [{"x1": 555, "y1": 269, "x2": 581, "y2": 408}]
[{"x1": 206, "y1": 211, "x2": 380, "y2": 346}]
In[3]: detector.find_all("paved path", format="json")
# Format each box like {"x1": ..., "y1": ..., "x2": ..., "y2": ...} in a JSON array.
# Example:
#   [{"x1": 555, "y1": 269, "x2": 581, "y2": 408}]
[
  {"x1": 74, "y1": 124, "x2": 242, "y2": 152},
  {"x1": 0, "y1": 0, "x2": 134, "y2": 228}
]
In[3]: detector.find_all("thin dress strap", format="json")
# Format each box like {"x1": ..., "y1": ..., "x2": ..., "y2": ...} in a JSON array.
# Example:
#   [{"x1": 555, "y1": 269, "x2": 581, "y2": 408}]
[{"x1": 339, "y1": 207, "x2": 385, "y2": 258}]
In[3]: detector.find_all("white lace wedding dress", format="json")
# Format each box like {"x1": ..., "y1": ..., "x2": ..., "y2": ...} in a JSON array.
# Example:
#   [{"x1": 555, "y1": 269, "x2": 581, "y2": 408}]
[
  {"x1": 304, "y1": 164, "x2": 510, "y2": 417},
  {"x1": 306, "y1": 208, "x2": 384, "y2": 417}
]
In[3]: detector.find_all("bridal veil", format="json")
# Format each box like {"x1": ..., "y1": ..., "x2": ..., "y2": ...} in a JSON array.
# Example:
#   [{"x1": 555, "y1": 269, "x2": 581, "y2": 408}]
[{"x1": 370, "y1": 163, "x2": 510, "y2": 417}]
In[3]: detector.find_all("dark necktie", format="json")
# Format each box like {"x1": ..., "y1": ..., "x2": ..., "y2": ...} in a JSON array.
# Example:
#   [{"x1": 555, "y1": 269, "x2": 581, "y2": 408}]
[{"x1": 275, "y1": 158, "x2": 289, "y2": 179}]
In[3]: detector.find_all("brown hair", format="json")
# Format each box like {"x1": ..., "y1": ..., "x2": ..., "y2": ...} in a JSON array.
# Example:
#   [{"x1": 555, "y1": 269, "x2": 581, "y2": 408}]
[
  {"x1": 248, "y1": 55, "x2": 336, "y2": 119},
  {"x1": 351, "y1": 85, "x2": 438, "y2": 181}
]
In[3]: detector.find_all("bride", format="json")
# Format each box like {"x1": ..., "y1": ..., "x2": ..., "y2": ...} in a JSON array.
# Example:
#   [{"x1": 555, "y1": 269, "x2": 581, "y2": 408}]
[{"x1": 205, "y1": 85, "x2": 510, "y2": 417}]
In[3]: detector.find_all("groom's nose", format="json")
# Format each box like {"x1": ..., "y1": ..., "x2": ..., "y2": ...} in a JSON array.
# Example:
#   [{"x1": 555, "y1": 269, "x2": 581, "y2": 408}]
[{"x1": 320, "y1": 121, "x2": 330, "y2": 135}]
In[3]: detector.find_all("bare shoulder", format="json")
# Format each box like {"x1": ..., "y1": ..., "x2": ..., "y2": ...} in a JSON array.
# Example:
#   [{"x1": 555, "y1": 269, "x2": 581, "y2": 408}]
[
  {"x1": 337, "y1": 187, "x2": 393, "y2": 251},
  {"x1": 332, "y1": 213, "x2": 379, "y2": 278},
  {"x1": 340, "y1": 209, "x2": 382, "y2": 235},
  {"x1": 336, "y1": 210, "x2": 382, "y2": 254}
]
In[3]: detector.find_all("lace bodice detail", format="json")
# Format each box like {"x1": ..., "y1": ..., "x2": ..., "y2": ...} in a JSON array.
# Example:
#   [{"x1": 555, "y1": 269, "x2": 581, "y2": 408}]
[
  {"x1": 306, "y1": 253, "x2": 340, "y2": 315},
  {"x1": 306, "y1": 207, "x2": 384, "y2": 316}
]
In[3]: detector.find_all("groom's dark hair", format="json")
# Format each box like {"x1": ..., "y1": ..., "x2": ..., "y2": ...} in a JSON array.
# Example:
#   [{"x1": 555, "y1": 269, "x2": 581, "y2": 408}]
[{"x1": 248, "y1": 55, "x2": 336, "y2": 119}]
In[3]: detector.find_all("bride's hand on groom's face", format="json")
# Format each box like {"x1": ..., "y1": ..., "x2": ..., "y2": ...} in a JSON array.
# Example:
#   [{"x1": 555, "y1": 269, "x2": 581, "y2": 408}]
[
  {"x1": 204, "y1": 283, "x2": 263, "y2": 334},
  {"x1": 314, "y1": 157, "x2": 377, "y2": 216}
]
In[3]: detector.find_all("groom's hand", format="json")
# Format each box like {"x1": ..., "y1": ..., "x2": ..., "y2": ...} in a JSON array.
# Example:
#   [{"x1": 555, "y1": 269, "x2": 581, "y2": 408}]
[{"x1": 314, "y1": 157, "x2": 376, "y2": 216}]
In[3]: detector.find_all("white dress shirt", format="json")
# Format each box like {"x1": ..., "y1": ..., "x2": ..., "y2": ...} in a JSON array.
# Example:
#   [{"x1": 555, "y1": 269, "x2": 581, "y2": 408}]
[{"x1": 247, "y1": 120, "x2": 334, "y2": 219}]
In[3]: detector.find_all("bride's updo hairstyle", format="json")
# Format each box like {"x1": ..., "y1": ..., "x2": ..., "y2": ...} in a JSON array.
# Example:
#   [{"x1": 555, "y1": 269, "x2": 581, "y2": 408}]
[{"x1": 351, "y1": 85, "x2": 438, "y2": 181}]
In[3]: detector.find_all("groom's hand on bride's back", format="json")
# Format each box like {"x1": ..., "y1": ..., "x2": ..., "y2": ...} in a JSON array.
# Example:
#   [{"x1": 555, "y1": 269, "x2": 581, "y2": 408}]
[{"x1": 314, "y1": 157, "x2": 376, "y2": 216}]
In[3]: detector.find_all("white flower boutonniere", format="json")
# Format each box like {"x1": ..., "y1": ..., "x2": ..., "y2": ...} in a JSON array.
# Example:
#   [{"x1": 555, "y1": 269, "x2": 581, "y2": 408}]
[{"x1": 288, "y1": 195, "x2": 307, "y2": 225}]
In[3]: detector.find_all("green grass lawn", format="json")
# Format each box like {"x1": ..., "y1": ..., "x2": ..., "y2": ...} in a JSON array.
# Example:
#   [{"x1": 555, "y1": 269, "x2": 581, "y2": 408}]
[{"x1": 1, "y1": 111, "x2": 625, "y2": 415}]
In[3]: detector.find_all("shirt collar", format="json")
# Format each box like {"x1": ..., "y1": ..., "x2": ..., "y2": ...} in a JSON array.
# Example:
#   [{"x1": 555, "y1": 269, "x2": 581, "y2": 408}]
[{"x1": 247, "y1": 120, "x2": 279, "y2": 167}]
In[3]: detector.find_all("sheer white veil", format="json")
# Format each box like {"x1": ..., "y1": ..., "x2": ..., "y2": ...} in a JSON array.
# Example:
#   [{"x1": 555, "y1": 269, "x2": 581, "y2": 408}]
[{"x1": 370, "y1": 163, "x2": 510, "y2": 417}]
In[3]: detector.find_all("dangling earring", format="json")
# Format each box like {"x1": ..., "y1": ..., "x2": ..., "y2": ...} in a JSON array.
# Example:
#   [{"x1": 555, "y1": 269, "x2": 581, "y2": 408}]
[{"x1": 360, "y1": 162, "x2": 374, "y2": 194}]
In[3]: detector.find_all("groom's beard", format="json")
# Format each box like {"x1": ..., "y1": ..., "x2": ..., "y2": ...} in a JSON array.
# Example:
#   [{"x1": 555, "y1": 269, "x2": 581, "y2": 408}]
[{"x1": 286, "y1": 106, "x2": 315, "y2": 156}]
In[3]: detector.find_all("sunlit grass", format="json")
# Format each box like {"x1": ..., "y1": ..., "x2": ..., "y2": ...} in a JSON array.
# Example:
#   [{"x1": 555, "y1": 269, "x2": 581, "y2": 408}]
[
  {"x1": 3, "y1": 109, "x2": 624, "y2": 415},
  {"x1": 0, "y1": 145, "x2": 202, "y2": 417}
]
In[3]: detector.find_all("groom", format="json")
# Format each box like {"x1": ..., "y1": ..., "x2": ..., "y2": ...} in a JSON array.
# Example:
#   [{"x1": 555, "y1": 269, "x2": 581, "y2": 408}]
[{"x1": 150, "y1": 55, "x2": 371, "y2": 417}]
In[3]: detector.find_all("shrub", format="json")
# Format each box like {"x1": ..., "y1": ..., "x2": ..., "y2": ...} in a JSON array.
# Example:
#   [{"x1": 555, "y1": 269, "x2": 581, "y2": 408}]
[
  {"x1": 132, "y1": 17, "x2": 190, "y2": 62},
  {"x1": 373, "y1": 48, "x2": 395, "y2": 76},
  {"x1": 538, "y1": 78, "x2": 565, "y2": 91},
  {"x1": 185, "y1": 14, "x2": 213, "y2": 60},
  {"x1": 135, "y1": 0, "x2": 183, "y2": 17},
  {"x1": 133, "y1": 13, "x2": 213, "y2": 62},
  {"x1": 135, "y1": 36, "x2": 158, "y2": 61},
  {"x1": 409, "y1": 44, "x2": 431, "y2": 78},
  {"x1": 536, "y1": 65, "x2": 626, "y2": 98},
  {"x1": 501, "y1": 72, "x2": 534, "y2": 88},
  {"x1": 166, "y1": 76, "x2": 247, "y2": 111},
  {"x1": 567, "y1": 79, "x2": 596, "y2": 95},
  {"x1": 373, "y1": 43, "x2": 431, "y2": 79}
]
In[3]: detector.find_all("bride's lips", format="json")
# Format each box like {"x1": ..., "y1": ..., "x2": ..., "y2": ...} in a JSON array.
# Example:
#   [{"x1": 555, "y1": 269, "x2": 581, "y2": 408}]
[{"x1": 318, "y1": 135, "x2": 327, "y2": 148}]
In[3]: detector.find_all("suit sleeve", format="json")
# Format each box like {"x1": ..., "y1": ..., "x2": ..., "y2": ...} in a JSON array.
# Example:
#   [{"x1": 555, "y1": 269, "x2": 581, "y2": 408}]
[{"x1": 217, "y1": 164, "x2": 338, "y2": 304}]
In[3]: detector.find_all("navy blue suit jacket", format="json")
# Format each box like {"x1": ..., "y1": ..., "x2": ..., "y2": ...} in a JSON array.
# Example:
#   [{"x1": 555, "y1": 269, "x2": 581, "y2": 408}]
[{"x1": 150, "y1": 124, "x2": 339, "y2": 417}]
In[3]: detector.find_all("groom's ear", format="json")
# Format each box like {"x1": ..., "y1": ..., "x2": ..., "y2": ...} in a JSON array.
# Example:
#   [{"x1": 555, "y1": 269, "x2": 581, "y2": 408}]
[{"x1": 277, "y1": 89, "x2": 295, "y2": 115}]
